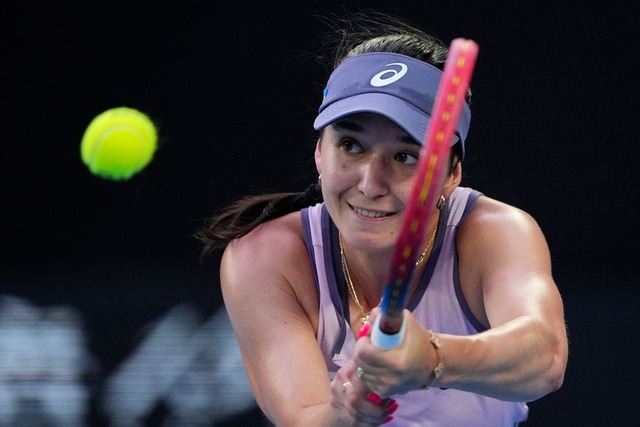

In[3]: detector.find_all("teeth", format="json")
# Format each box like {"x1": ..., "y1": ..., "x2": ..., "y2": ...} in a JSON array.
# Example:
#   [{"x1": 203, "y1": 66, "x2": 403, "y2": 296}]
[{"x1": 355, "y1": 207, "x2": 387, "y2": 218}]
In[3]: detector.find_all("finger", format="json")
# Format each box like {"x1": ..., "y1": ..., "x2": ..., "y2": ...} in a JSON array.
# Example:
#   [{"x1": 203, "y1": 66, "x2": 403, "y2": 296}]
[
  {"x1": 357, "y1": 321, "x2": 371, "y2": 339},
  {"x1": 354, "y1": 365, "x2": 381, "y2": 392},
  {"x1": 351, "y1": 395, "x2": 395, "y2": 425},
  {"x1": 341, "y1": 378, "x2": 393, "y2": 425},
  {"x1": 355, "y1": 365, "x2": 366, "y2": 380}
]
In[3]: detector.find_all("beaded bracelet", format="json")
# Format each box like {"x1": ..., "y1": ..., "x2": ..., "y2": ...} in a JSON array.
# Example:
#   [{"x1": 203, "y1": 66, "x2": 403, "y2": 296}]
[{"x1": 421, "y1": 331, "x2": 445, "y2": 390}]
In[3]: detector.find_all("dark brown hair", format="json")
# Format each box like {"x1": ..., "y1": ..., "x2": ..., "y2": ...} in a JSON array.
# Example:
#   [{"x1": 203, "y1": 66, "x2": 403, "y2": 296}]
[{"x1": 195, "y1": 11, "x2": 467, "y2": 256}]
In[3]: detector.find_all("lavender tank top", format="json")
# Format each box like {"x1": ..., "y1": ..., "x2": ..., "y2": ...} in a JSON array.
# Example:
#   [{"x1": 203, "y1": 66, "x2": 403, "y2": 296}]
[{"x1": 301, "y1": 187, "x2": 528, "y2": 426}]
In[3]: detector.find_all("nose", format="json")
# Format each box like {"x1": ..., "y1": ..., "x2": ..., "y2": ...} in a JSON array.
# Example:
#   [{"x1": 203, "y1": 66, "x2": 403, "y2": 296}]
[{"x1": 357, "y1": 156, "x2": 390, "y2": 199}]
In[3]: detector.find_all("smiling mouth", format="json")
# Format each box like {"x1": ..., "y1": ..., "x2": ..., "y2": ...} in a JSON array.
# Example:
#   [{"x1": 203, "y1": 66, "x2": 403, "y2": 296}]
[{"x1": 350, "y1": 204, "x2": 393, "y2": 218}]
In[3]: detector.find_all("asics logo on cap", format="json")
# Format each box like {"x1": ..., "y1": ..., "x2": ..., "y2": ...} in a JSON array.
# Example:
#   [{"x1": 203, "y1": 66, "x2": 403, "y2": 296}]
[{"x1": 370, "y1": 62, "x2": 408, "y2": 87}]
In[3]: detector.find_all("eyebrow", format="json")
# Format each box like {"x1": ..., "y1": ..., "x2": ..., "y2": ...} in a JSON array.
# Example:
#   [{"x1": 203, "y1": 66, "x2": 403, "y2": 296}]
[
  {"x1": 332, "y1": 118, "x2": 420, "y2": 146},
  {"x1": 332, "y1": 118, "x2": 363, "y2": 132}
]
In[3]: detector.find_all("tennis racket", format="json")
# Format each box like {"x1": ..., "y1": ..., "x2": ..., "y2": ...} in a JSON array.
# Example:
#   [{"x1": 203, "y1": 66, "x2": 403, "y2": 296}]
[{"x1": 371, "y1": 38, "x2": 479, "y2": 349}]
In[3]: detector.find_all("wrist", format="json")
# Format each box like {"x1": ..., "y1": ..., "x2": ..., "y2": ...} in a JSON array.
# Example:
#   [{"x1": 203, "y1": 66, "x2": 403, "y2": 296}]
[{"x1": 420, "y1": 330, "x2": 445, "y2": 390}]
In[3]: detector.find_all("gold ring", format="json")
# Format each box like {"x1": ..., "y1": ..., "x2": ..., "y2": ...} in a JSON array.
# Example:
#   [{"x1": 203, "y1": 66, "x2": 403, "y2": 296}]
[
  {"x1": 342, "y1": 381, "x2": 352, "y2": 392},
  {"x1": 355, "y1": 366, "x2": 365, "y2": 379}
]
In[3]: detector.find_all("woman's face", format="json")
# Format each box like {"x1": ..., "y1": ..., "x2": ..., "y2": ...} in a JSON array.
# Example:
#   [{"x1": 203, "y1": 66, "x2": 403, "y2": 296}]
[{"x1": 315, "y1": 113, "x2": 425, "y2": 254}]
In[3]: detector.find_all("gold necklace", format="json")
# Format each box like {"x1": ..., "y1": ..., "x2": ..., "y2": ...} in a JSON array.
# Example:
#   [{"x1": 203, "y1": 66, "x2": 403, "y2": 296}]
[
  {"x1": 415, "y1": 210, "x2": 440, "y2": 266},
  {"x1": 339, "y1": 213, "x2": 439, "y2": 324},
  {"x1": 339, "y1": 234, "x2": 374, "y2": 324}
]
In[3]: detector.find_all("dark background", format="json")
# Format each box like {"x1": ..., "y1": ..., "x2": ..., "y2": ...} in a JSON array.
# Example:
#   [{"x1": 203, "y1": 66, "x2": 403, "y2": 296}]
[{"x1": 2, "y1": 1, "x2": 637, "y2": 426}]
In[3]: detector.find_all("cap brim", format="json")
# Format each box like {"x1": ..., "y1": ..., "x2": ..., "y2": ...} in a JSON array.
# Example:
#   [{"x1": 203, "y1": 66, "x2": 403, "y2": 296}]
[{"x1": 313, "y1": 92, "x2": 460, "y2": 146}]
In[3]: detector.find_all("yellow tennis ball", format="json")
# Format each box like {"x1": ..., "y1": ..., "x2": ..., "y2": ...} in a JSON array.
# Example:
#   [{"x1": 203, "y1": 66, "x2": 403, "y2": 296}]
[{"x1": 81, "y1": 107, "x2": 157, "y2": 180}]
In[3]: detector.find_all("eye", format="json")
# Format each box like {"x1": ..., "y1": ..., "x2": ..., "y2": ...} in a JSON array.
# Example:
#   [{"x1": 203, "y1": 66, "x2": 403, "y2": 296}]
[
  {"x1": 338, "y1": 138, "x2": 364, "y2": 154},
  {"x1": 395, "y1": 151, "x2": 419, "y2": 165}
]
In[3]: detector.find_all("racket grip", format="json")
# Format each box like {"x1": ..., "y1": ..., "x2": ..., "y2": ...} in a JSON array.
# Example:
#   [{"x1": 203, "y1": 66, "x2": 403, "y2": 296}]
[{"x1": 371, "y1": 314, "x2": 407, "y2": 349}]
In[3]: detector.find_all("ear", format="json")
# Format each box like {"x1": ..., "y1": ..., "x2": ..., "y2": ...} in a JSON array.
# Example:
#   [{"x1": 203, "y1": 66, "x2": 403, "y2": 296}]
[
  {"x1": 314, "y1": 139, "x2": 322, "y2": 175},
  {"x1": 442, "y1": 162, "x2": 462, "y2": 198}
]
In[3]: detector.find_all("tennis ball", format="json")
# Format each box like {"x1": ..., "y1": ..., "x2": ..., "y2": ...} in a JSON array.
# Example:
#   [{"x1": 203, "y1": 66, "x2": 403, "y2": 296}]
[{"x1": 81, "y1": 107, "x2": 157, "y2": 180}]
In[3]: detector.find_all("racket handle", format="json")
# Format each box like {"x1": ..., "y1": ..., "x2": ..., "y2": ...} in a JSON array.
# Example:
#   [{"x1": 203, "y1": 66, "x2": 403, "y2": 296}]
[{"x1": 371, "y1": 314, "x2": 407, "y2": 349}]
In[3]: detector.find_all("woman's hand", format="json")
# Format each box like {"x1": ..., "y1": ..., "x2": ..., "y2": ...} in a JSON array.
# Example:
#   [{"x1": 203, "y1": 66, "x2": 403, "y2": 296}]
[
  {"x1": 331, "y1": 357, "x2": 398, "y2": 425},
  {"x1": 353, "y1": 309, "x2": 438, "y2": 398}
]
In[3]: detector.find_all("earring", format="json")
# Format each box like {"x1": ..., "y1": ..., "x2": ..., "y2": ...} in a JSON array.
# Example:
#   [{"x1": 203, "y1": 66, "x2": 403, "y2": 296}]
[{"x1": 436, "y1": 195, "x2": 446, "y2": 209}]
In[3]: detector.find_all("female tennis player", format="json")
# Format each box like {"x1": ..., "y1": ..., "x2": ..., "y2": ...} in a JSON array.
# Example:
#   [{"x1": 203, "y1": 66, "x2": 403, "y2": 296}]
[{"x1": 197, "y1": 11, "x2": 568, "y2": 426}]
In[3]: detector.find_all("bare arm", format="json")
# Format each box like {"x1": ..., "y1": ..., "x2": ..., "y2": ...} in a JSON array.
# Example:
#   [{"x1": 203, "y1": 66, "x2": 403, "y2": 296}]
[
  {"x1": 444, "y1": 197, "x2": 568, "y2": 400},
  {"x1": 354, "y1": 197, "x2": 568, "y2": 402},
  {"x1": 221, "y1": 214, "x2": 393, "y2": 426}
]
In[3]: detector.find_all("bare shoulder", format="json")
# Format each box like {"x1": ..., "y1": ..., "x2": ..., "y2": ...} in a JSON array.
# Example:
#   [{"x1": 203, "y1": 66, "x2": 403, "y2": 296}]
[
  {"x1": 459, "y1": 195, "x2": 547, "y2": 249},
  {"x1": 222, "y1": 211, "x2": 309, "y2": 283},
  {"x1": 226, "y1": 210, "x2": 305, "y2": 256},
  {"x1": 220, "y1": 211, "x2": 318, "y2": 324},
  {"x1": 459, "y1": 194, "x2": 551, "y2": 263},
  {"x1": 457, "y1": 195, "x2": 554, "y2": 326}
]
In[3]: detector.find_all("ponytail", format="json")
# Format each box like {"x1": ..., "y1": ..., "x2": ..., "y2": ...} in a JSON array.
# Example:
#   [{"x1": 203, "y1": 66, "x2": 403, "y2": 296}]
[{"x1": 196, "y1": 180, "x2": 323, "y2": 257}]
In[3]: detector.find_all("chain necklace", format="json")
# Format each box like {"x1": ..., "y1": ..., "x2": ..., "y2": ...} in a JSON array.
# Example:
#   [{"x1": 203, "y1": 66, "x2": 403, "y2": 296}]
[
  {"x1": 339, "y1": 211, "x2": 440, "y2": 324},
  {"x1": 414, "y1": 210, "x2": 441, "y2": 266}
]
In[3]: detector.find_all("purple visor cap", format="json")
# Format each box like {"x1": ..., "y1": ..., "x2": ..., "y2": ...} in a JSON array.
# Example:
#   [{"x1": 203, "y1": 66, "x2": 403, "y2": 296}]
[{"x1": 313, "y1": 52, "x2": 471, "y2": 158}]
